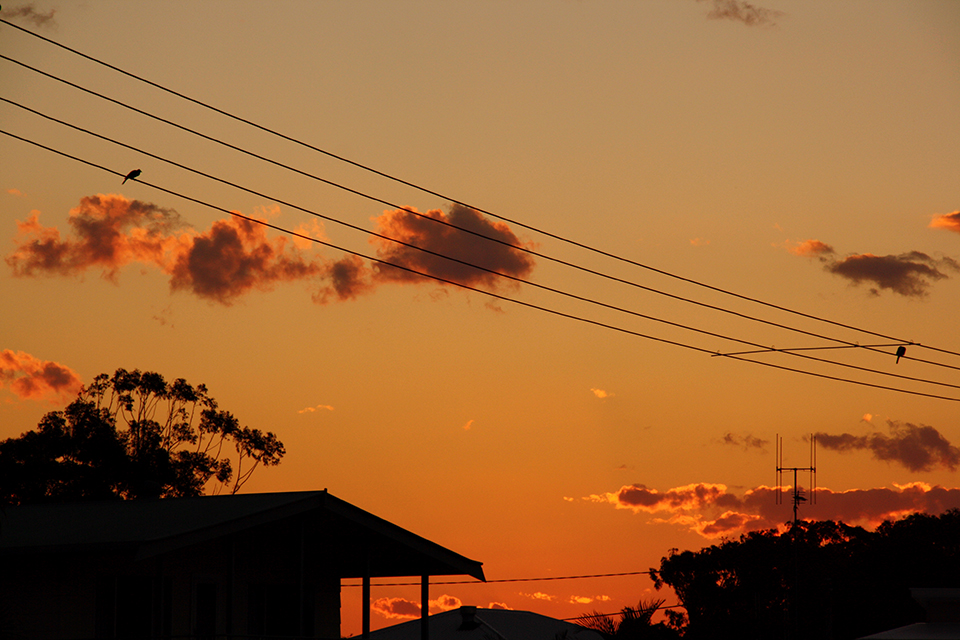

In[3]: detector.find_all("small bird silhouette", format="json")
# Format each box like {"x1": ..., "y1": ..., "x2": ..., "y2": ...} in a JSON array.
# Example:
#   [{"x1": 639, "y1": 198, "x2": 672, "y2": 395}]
[
  {"x1": 122, "y1": 169, "x2": 141, "y2": 184},
  {"x1": 895, "y1": 345, "x2": 906, "y2": 364}
]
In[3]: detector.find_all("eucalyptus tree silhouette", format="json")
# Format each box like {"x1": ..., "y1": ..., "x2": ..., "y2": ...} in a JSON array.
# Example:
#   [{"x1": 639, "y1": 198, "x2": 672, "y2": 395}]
[{"x1": 0, "y1": 368, "x2": 284, "y2": 504}]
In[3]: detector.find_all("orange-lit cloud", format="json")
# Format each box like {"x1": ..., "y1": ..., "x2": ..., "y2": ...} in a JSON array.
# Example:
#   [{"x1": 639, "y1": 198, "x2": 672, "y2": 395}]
[
  {"x1": 168, "y1": 216, "x2": 326, "y2": 304},
  {"x1": 6, "y1": 188, "x2": 25, "y2": 198},
  {"x1": 298, "y1": 404, "x2": 334, "y2": 414},
  {"x1": 370, "y1": 204, "x2": 536, "y2": 290},
  {"x1": 697, "y1": 0, "x2": 784, "y2": 27},
  {"x1": 520, "y1": 591, "x2": 557, "y2": 602},
  {"x1": 930, "y1": 211, "x2": 960, "y2": 234},
  {"x1": 815, "y1": 420, "x2": 959, "y2": 472},
  {"x1": 590, "y1": 388, "x2": 614, "y2": 399},
  {"x1": 0, "y1": 3, "x2": 57, "y2": 28},
  {"x1": 6, "y1": 195, "x2": 188, "y2": 280},
  {"x1": 8, "y1": 196, "x2": 535, "y2": 306},
  {"x1": 489, "y1": 602, "x2": 512, "y2": 610},
  {"x1": 689, "y1": 237, "x2": 710, "y2": 247},
  {"x1": 0, "y1": 350, "x2": 82, "y2": 402},
  {"x1": 569, "y1": 595, "x2": 612, "y2": 605},
  {"x1": 371, "y1": 597, "x2": 421, "y2": 620},
  {"x1": 371, "y1": 594, "x2": 464, "y2": 620},
  {"x1": 787, "y1": 238, "x2": 958, "y2": 297},
  {"x1": 587, "y1": 481, "x2": 960, "y2": 539},
  {"x1": 786, "y1": 239, "x2": 834, "y2": 260}
]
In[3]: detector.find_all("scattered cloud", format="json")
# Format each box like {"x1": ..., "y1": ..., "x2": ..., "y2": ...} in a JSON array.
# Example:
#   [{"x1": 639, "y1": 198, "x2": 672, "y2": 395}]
[
  {"x1": 569, "y1": 595, "x2": 611, "y2": 605},
  {"x1": 786, "y1": 239, "x2": 834, "y2": 260},
  {"x1": 371, "y1": 597, "x2": 421, "y2": 620},
  {"x1": 587, "y1": 481, "x2": 960, "y2": 539},
  {"x1": 0, "y1": 3, "x2": 57, "y2": 29},
  {"x1": 689, "y1": 237, "x2": 710, "y2": 247},
  {"x1": 369, "y1": 204, "x2": 536, "y2": 291},
  {"x1": 489, "y1": 602, "x2": 512, "y2": 610},
  {"x1": 721, "y1": 432, "x2": 769, "y2": 451},
  {"x1": 930, "y1": 211, "x2": 960, "y2": 234},
  {"x1": 590, "y1": 388, "x2": 614, "y2": 399},
  {"x1": 787, "y1": 238, "x2": 958, "y2": 297},
  {"x1": 861, "y1": 413, "x2": 874, "y2": 423},
  {"x1": 463, "y1": 419, "x2": 475, "y2": 430},
  {"x1": 298, "y1": 404, "x2": 334, "y2": 414},
  {"x1": 815, "y1": 420, "x2": 960, "y2": 472},
  {"x1": 371, "y1": 594, "x2": 464, "y2": 620},
  {"x1": 6, "y1": 196, "x2": 189, "y2": 280},
  {"x1": 520, "y1": 591, "x2": 557, "y2": 602},
  {"x1": 7, "y1": 196, "x2": 535, "y2": 306},
  {"x1": 6, "y1": 188, "x2": 25, "y2": 198},
  {"x1": 696, "y1": 0, "x2": 784, "y2": 27},
  {"x1": 827, "y1": 252, "x2": 958, "y2": 297},
  {"x1": 168, "y1": 216, "x2": 327, "y2": 304},
  {"x1": 0, "y1": 350, "x2": 82, "y2": 403}
]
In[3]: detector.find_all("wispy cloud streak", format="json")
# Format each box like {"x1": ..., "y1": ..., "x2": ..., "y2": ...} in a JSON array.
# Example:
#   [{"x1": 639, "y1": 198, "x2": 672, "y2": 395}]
[
  {"x1": 696, "y1": 0, "x2": 783, "y2": 27},
  {"x1": 0, "y1": 3, "x2": 57, "y2": 29}
]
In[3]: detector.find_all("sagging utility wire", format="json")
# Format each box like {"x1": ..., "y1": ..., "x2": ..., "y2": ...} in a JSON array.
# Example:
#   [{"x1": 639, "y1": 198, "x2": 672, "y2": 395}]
[
  {"x1": 2, "y1": 127, "x2": 958, "y2": 403},
  {"x1": 4, "y1": 98, "x2": 958, "y2": 393},
  {"x1": 1, "y1": 18, "x2": 958, "y2": 365}
]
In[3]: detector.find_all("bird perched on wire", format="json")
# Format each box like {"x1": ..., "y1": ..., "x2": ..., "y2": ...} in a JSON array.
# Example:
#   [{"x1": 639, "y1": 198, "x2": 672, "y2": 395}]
[
  {"x1": 122, "y1": 169, "x2": 141, "y2": 184},
  {"x1": 895, "y1": 345, "x2": 906, "y2": 364}
]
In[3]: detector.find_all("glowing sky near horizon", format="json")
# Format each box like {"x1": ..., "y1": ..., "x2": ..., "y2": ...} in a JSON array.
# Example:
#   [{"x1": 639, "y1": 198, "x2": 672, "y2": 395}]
[{"x1": 2, "y1": 0, "x2": 959, "y2": 635}]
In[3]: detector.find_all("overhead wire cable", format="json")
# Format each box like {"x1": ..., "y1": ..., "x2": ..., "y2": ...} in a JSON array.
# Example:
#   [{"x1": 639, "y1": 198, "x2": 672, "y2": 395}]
[
  {"x1": 2, "y1": 127, "x2": 958, "y2": 403},
  {"x1": 0, "y1": 53, "x2": 954, "y2": 374},
  {"x1": 3, "y1": 16, "x2": 957, "y2": 362},
  {"x1": 6, "y1": 99, "x2": 960, "y2": 393},
  {"x1": 341, "y1": 570, "x2": 653, "y2": 587}
]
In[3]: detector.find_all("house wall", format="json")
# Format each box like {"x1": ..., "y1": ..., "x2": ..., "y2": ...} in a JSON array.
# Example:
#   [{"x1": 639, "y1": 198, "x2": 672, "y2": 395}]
[
  {"x1": 0, "y1": 554, "x2": 100, "y2": 639},
  {"x1": 1, "y1": 513, "x2": 345, "y2": 639}
]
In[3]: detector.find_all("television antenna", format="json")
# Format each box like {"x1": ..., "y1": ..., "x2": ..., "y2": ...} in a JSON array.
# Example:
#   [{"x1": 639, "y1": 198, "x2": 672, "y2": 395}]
[{"x1": 776, "y1": 434, "x2": 817, "y2": 524}]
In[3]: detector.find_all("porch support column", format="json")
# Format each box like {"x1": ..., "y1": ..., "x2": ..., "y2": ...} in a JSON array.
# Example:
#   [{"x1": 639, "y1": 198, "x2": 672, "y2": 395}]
[
  {"x1": 362, "y1": 555, "x2": 371, "y2": 639},
  {"x1": 421, "y1": 574, "x2": 430, "y2": 640}
]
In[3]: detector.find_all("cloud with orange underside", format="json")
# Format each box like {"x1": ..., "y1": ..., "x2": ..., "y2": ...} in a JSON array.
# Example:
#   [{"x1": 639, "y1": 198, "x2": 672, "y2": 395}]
[
  {"x1": 0, "y1": 350, "x2": 82, "y2": 403},
  {"x1": 786, "y1": 237, "x2": 958, "y2": 297},
  {"x1": 371, "y1": 594, "x2": 465, "y2": 620},
  {"x1": 587, "y1": 481, "x2": 960, "y2": 539},
  {"x1": 7, "y1": 195, "x2": 535, "y2": 306},
  {"x1": 369, "y1": 204, "x2": 536, "y2": 290}
]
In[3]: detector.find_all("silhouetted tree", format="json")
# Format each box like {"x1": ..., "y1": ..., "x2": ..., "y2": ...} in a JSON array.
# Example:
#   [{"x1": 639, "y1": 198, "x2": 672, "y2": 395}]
[
  {"x1": 576, "y1": 598, "x2": 680, "y2": 639},
  {"x1": 0, "y1": 368, "x2": 284, "y2": 504},
  {"x1": 651, "y1": 512, "x2": 960, "y2": 640}
]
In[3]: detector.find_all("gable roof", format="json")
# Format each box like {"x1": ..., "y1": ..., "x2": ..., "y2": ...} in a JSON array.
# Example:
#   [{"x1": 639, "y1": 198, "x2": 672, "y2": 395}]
[
  {"x1": 0, "y1": 490, "x2": 485, "y2": 580},
  {"x1": 368, "y1": 606, "x2": 605, "y2": 640}
]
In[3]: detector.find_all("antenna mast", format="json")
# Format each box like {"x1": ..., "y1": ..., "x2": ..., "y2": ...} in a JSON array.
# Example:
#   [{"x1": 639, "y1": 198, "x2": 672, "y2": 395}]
[{"x1": 776, "y1": 434, "x2": 817, "y2": 525}]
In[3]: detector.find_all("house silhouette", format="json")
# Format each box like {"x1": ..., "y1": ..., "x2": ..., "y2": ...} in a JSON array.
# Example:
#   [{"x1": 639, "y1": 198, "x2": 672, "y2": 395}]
[{"x1": 0, "y1": 490, "x2": 484, "y2": 639}]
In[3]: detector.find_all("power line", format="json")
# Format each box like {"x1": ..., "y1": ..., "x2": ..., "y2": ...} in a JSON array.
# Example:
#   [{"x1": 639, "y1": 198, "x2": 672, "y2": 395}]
[
  {"x1": 0, "y1": 51, "x2": 914, "y2": 368},
  {"x1": 6, "y1": 99, "x2": 960, "y2": 394},
  {"x1": 341, "y1": 571, "x2": 653, "y2": 587},
  {"x1": 2, "y1": 18, "x2": 959, "y2": 364},
  {"x1": 3, "y1": 57, "x2": 959, "y2": 380},
  {"x1": 3, "y1": 127, "x2": 958, "y2": 403}
]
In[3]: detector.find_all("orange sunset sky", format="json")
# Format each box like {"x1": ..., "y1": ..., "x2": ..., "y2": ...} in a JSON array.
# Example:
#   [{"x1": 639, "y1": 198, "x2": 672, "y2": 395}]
[{"x1": 1, "y1": 1, "x2": 959, "y2": 636}]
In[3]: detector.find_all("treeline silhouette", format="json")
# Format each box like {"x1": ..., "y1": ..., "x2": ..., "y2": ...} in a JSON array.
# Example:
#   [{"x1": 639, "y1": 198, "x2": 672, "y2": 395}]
[{"x1": 646, "y1": 512, "x2": 960, "y2": 640}]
